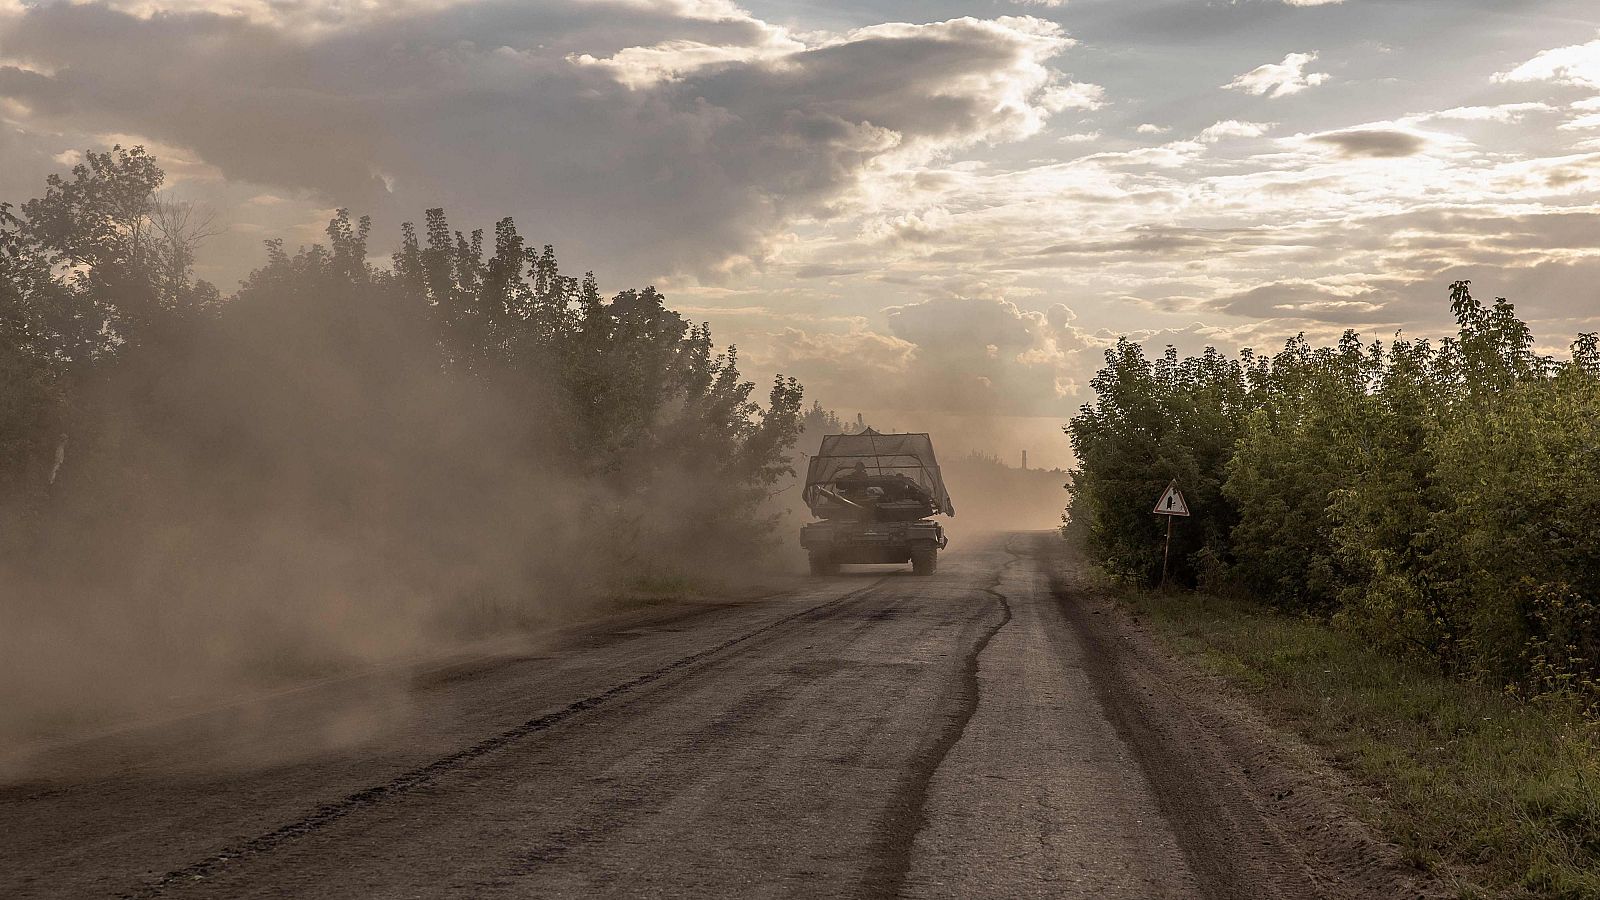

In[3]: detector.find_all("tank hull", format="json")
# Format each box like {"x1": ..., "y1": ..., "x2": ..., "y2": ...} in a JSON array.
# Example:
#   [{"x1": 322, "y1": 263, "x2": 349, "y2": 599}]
[{"x1": 799, "y1": 519, "x2": 946, "y2": 573}]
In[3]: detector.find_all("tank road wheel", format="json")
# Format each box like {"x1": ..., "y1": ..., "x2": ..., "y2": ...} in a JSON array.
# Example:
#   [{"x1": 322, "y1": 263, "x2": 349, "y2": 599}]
[
  {"x1": 809, "y1": 552, "x2": 840, "y2": 576},
  {"x1": 911, "y1": 545, "x2": 937, "y2": 576}
]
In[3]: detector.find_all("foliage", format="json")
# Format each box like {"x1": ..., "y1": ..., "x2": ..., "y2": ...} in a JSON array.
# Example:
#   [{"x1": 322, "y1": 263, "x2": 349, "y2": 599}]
[
  {"x1": 0, "y1": 148, "x2": 804, "y2": 613},
  {"x1": 1065, "y1": 339, "x2": 1249, "y2": 584},
  {"x1": 0, "y1": 202, "x2": 71, "y2": 525},
  {"x1": 1068, "y1": 282, "x2": 1600, "y2": 705}
]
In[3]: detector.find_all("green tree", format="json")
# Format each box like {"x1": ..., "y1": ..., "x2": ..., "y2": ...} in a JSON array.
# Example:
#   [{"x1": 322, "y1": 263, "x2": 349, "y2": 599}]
[
  {"x1": 1067, "y1": 339, "x2": 1249, "y2": 584},
  {"x1": 1225, "y1": 333, "x2": 1377, "y2": 610},
  {"x1": 1067, "y1": 280, "x2": 1600, "y2": 704}
]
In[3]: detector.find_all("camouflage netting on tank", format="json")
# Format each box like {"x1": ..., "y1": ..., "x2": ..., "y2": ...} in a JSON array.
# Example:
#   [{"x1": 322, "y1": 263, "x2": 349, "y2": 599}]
[{"x1": 802, "y1": 429, "x2": 954, "y2": 517}]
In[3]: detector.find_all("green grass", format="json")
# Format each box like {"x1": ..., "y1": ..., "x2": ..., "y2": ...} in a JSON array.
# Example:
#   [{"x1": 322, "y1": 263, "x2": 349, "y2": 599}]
[{"x1": 1121, "y1": 589, "x2": 1600, "y2": 900}]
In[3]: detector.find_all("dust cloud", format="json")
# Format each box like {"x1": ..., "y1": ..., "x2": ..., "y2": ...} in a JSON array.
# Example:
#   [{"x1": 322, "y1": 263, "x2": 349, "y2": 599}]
[
  {"x1": 939, "y1": 452, "x2": 1069, "y2": 540},
  {"x1": 777, "y1": 414, "x2": 1069, "y2": 559},
  {"x1": 0, "y1": 267, "x2": 766, "y2": 770}
]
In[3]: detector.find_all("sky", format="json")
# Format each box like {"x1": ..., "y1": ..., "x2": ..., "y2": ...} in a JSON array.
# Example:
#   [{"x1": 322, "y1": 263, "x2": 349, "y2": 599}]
[{"x1": 3, "y1": 0, "x2": 1599, "y2": 468}]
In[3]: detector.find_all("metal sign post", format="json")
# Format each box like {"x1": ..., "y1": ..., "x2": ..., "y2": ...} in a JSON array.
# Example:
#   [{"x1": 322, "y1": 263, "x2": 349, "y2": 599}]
[{"x1": 1152, "y1": 481, "x2": 1190, "y2": 588}]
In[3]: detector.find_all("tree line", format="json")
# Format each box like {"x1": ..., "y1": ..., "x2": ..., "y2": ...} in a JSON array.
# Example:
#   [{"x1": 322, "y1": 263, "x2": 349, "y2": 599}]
[
  {"x1": 0, "y1": 146, "x2": 803, "y2": 639},
  {"x1": 1066, "y1": 283, "x2": 1599, "y2": 708}
]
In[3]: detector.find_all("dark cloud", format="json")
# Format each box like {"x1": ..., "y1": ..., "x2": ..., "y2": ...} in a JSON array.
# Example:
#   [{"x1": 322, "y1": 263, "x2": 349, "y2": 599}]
[
  {"x1": 1207, "y1": 281, "x2": 1394, "y2": 325},
  {"x1": 795, "y1": 263, "x2": 870, "y2": 279},
  {"x1": 1308, "y1": 129, "x2": 1427, "y2": 158},
  {"x1": 1033, "y1": 224, "x2": 1280, "y2": 258},
  {"x1": 0, "y1": 2, "x2": 1070, "y2": 282}
]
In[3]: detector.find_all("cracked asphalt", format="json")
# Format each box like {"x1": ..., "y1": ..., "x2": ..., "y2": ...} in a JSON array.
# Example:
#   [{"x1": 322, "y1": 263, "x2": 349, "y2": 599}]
[{"x1": 0, "y1": 533, "x2": 1427, "y2": 899}]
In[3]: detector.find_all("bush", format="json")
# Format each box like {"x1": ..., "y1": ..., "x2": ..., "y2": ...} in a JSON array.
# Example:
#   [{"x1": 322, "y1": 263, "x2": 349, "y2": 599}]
[{"x1": 1067, "y1": 282, "x2": 1600, "y2": 704}]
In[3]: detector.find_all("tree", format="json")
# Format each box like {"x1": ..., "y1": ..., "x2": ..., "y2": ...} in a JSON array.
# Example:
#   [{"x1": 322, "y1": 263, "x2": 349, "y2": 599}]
[
  {"x1": 1067, "y1": 339, "x2": 1249, "y2": 585},
  {"x1": 0, "y1": 203, "x2": 71, "y2": 528},
  {"x1": 1066, "y1": 281, "x2": 1600, "y2": 705}
]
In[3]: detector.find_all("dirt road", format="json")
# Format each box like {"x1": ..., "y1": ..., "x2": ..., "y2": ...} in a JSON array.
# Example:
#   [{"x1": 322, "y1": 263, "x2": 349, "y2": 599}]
[{"x1": 0, "y1": 534, "x2": 1429, "y2": 899}]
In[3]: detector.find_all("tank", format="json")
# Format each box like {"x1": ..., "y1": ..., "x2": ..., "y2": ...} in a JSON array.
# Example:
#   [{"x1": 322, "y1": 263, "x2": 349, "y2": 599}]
[{"x1": 799, "y1": 429, "x2": 954, "y2": 575}]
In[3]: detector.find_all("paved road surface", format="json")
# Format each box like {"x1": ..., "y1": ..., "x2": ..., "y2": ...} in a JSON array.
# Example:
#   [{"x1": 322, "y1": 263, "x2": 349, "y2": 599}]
[{"x1": 0, "y1": 534, "x2": 1426, "y2": 899}]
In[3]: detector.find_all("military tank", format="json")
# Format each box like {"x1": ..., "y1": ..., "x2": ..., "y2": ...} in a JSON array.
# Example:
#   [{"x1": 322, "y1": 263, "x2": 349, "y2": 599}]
[{"x1": 799, "y1": 429, "x2": 954, "y2": 576}]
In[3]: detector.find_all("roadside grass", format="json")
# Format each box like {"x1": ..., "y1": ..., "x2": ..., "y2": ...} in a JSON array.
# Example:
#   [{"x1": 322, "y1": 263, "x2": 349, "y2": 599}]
[{"x1": 1120, "y1": 588, "x2": 1600, "y2": 900}]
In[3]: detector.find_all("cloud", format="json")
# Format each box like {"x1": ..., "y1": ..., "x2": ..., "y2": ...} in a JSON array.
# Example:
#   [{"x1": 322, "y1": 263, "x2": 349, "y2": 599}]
[
  {"x1": 1420, "y1": 103, "x2": 1553, "y2": 123},
  {"x1": 1224, "y1": 51, "x2": 1330, "y2": 98},
  {"x1": 767, "y1": 324, "x2": 917, "y2": 383},
  {"x1": 569, "y1": 35, "x2": 802, "y2": 90},
  {"x1": 1040, "y1": 79, "x2": 1106, "y2": 112},
  {"x1": 1307, "y1": 128, "x2": 1427, "y2": 158},
  {"x1": 1034, "y1": 224, "x2": 1280, "y2": 258},
  {"x1": 1072, "y1": 139, "x2": 1207, "y2": 171},
  {"x1": 1495, "y1": 35, "x2": 1600, "y2": 90},
  {"x1": 767, "y1": 296, "x2": 1097, "y2": 416},
  {"x1": 1136, "y1": 123, "x2": 1169, "y2": 135},
  {"x1": 1198, "y1": 120, "x2": 1274, "y2": 142},
  {"x1": 0, "y1": 3, "x2": 1075, "y2": 282},
  {"x1": 1057, "y1": 130, "x2": 1101, "y2": 143},
  {"x1": 1206, "y1": 281, "x2": 1389, "y2": 324},
  {"x1": 1280, "y1": 0, "x2": 1342, "y2": 5},
  {"x1": 31, "y1": 0, "x2": 485, "y2": 33}
]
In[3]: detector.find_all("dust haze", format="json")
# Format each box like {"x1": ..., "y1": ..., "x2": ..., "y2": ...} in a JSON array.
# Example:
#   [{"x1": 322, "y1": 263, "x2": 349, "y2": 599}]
[
  {"x1": 781, "y1": 406, "x2": 1067, "y2": 553},
  {"x1": 2, "y1": 288, "x2": 553, "y2": 759},
  {"x1": 1, "y1": 153, "x2": 1065, "y2": 777},
  {"x1": 939, "y1": 452, "x2": 1068, "y2": 540},
  {"x1": 0, "y1": 209, "x2": 801, "y2": 769}
]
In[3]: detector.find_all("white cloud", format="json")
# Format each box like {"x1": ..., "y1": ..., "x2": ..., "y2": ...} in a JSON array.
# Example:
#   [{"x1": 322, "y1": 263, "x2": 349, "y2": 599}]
[
  {"x1": 569, "y1": 35, "x2": 803, "y2": 90},
  {"x1": 1006, "y1": 0, "x2": 1064, "y2": 6},
  {"x1": 1281, "y1": 0, "x2": 1343, "y2": 5},
  {"x1": 1198, "y1": 120, "x2": 1274, "y2": 142},
  {"x1": 1082, "y1": 139, "x2": 1206, "y2": 169},
  {"x1": 1495, "y1": 35, "x2": 1600, "y2": 90},
  {"x1": 1559, "y1": 113, "x2": 1600, "y2": 131},
  {"x1": 1224, "y1": 51, "x2": 1331, "y2": 98},
  {"x1": 1040, "y1": 79, "x2": 1106, "y2": 112},
  {"x1": 1136, "y1": 123, "x2": 1169, "y2": 135},
  {"x1": 1421, "y1": 102, "x2": 1553, "y2": 123}
]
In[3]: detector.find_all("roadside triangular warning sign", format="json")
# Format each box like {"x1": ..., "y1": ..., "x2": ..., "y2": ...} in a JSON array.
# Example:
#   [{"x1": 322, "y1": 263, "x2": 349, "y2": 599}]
[{"x1": 1153, "y1": 482, "x2": 1190, "y2": 517}]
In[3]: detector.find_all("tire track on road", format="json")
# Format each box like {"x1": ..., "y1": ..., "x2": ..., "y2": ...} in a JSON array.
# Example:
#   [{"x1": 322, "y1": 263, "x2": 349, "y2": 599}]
[
  {"x1": 866, "y1": 540, "x2": 1018, "y2": 898},
  {"x1": 122, "y1": 579, "x2": 891, "y2": 899}
]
